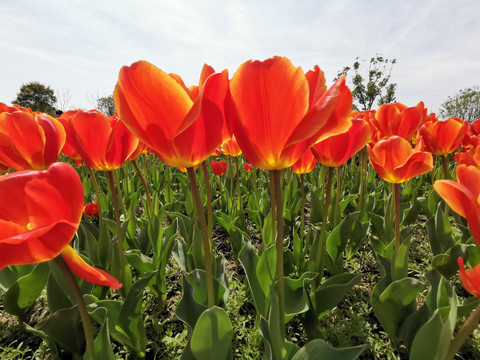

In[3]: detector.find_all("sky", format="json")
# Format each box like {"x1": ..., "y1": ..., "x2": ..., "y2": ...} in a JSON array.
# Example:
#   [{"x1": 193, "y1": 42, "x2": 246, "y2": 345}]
[{"x1": 1, "y1": 0, "x2": 479, "y2": 114}]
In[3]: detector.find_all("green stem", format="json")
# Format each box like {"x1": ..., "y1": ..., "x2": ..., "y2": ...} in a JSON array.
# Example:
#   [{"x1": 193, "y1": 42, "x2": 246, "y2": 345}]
[
  {"x1": 87, "y1": 167, "x2": 103, "y2": 227},
  {"x1": 113, "y1": 169, "x2": 126, "y2": 216},
  {"x1": 132, "y1": 159, "x2": 153, "y2": 216},
  {"x1": 235, "y1": 157, "x2": 242, "y2": 213},
  {"x1": 107, "y1": 171, "x2": 131, "y2": 294},
  {"x1": 447, "y1": 303, "x2": 480, "y2": 359},
  {"x1": 202, "y1": 161, "x2": 213, "y2": 246},
  {"x1": 358, "y1": 149, "x2": 366, "y2": 213},
  {"x1": 54, "y1": 256, "x2": 95, "y2": 359},
  {"x1": 272, "y1": 170, "x2": 286, "y2": 340},
  {"x1": 269, "y1": 170, "x2": 277, "y2": 250},
  {"x1": 315, "y1": 167, "x2": 333, "y2": 274},
  {"x1": 228, "y1": 155, "x2": 233, "y2": 200},
  {"x1": 187, "y1": 167, "x2": 215, "y2": 308},
  {"x1": 300, "y1": 174, "x2": 305, "y2": 246},
  {"x1": 334, "y1": 166, "x2": 341, "y2": 228},
  {"x1": 442, "y1": 155, "x2": 450, "y2": 217},
  {"x1": 394, "y1": 183, "x2": 401, "y2": 251}
]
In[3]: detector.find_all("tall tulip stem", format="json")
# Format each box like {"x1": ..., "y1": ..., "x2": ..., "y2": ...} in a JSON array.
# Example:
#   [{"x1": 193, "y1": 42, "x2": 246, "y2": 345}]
[
  {"x1": 132, "y1": 159, "x2": 153, "y2": 216},
  {"x1": 272, "y1": 170, "x2": 286, "y2": 339},
  {"x1": 334, "y1": 166, "x2": 341, "y2": 227},
  {"x1": 394, "y1": 183, "x2": 401, "y2": 251},
  {"x1": 54, "y1": 256, "x2": 95, "y2": 359},
  {"x1": 107, "y1": 171, "x2": 131, "y2": 294},
  {"x1": 87, "y1": 167, "x2": 103, "y2": 227},
  {"x1": 441, "y1": 155, "x2": 450, "y2": 216},
  {"x1": 187, "y1": 167, "x2": 215, "y2": 308},
  {"x1": 315, "y1": 167, "x2": 334, "y2": 274},
  {"x1": 447, "y1": 303, "x2": 480, "y2": 359},
  {"x1": 300, "y1": 174, "x2": 305, "y2": 246},
  {"x1": 235, "y1": 157, "x2": 242, "y2": 213},
  {"x1": 269, "y1": 171, "x2": 277, "y2": 249},
  {"x1": 113, "y1": 169, "x2": 126, "y2": 216},
  {"x1": 202, "y1": 161, "x2": 213, "y2": 245}
]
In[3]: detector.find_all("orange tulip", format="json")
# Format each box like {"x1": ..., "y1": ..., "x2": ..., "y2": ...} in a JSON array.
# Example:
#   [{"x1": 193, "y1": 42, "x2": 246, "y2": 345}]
[
  {"x1": 113, "y1": 61, "x2": 231, "y2": 168},
  {"x1": 419, "y1": 117, "x2": 466, "y2": 155},
  {"x1": 367, "y1": 136, "x2": 433, "y2": 183},
  {"x1": 291, "y1": 149, "x2": 317, "y2": 174},
  {"x1": 0, "y1": 162, "x2": 121, "y2": 289},
  {"x1": 370, "y1": 102, "x2": 427, "y2": 141},
  {"x1": 57, "y1": 110, "x2": 83, "y2": 162},
  {"x1": 0, "y1": 110, "x2": 66, "y2": 170},
  {"x1": 311, "y1": 118, "x2": 370, "y2": 167},
  {"x1": 68, "y1": 110, "x2": 139, "y2": 171},
  {"x1": 458, "y1": 257, "x2": 480, "y2": 298},
  {"x1": 434, "y1": 165, "x2": 480, "y2": 244},
  {"x1": 211, "y1": 160, "x2": 227, "y2": 176},
  {"x1": 220, "y1": 136, "x2": 242, "y2": 157},
  {"x1": 227, "y1": 57, "x2": 352, "y2": 170},
  {"x1": 243, "y1": 162, "x2": 253, "y2": 172}
]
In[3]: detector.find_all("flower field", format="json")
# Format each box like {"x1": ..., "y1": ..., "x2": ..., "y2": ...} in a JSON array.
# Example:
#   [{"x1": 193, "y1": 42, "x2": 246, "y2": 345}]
[{"x1": 1, "y1": 56, "x2": 480, "y2": 359}]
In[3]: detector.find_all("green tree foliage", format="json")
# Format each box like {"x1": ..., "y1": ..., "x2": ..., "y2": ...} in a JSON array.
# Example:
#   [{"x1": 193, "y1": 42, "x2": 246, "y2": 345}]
[
  {"x1": 12, "y1": 81, "x2": 57, "y2": 116},
  {"x1": 438, "y1": 86, "x2": 480, "y2": 123},
  {"x1": 90, "y1": 94, "x2": 115, "y2": 116},
  {"x1": 336, "y1": 55, "x2": 397, "y2": 111}
]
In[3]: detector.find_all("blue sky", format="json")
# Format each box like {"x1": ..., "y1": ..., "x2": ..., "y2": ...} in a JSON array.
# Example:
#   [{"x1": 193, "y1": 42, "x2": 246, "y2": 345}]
[{"x1": 1, "y1": 0, "x2": 479, "y2": 114}]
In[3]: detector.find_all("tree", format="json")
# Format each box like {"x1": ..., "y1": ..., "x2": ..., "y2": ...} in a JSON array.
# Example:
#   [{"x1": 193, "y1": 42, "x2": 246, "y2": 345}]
[
  {"x1": 438, "y1": 86, "x2": 480, "y2": 123},
  {"x1": 88, "y1": 94, "x2": 115, "y2": 116},
  {"x1": 55, "y1": 88, "x2": 72, "y2": 112},
  {"x1": 12, "y1": 82, "x2": 57, "y2": 116},
  {"x1": 336, "y1": 54, "x2": 397, "y2": 111}
]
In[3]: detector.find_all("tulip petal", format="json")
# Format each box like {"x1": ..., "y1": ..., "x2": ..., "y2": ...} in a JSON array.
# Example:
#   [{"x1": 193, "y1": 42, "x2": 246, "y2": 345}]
[
  {"x1": 458, "y1": 257, "x2": 480, "y2": 298},
  {"x1": 62, "y1": 246, "x2": 122, "y2": 290}
]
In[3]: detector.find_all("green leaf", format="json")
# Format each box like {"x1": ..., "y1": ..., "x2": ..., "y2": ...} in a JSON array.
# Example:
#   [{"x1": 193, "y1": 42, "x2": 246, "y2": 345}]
[
  {"x1": 426, "y1": 205, "x2": 454, "y2": 256},
  {"x1": 256, "y1": 245, "x2": 277, "y2": 298},
  {"x1": 4, "y1": 262, "x2": 49, "y2": 320},
  {"x1": 291, "y1": 339, "x2": 366, "y2": 360},
  {"x1": 190, "y1": 307, "x2": 233, "y2": 360},
  {"x1": 115, "y1": 272, "x2": 155, "y2": 356},
  {"x1": 284, "y1": 273, "x2": 317, "y2": 319},
  {"x1": 93, "y1": 317, "x2": 116, "y2": 360}
]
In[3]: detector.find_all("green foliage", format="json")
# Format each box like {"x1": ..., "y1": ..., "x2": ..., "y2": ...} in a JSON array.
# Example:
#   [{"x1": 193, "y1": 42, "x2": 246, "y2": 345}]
[
  {"x1": 336, "y1": 54, "x2": 397, "y2": 111},
  {"x1": 12, "y1": 81, "x2": 57, "y2": 115},
  {"x1": 438, "y1": 86, "x2": 480, "y2": 122}
]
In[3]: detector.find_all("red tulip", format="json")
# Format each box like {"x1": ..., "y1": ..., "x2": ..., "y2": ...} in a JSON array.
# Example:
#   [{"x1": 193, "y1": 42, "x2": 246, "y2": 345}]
[
  {"x1": 419, "y1": 117, "x2": 466, "y2": 155},
  {"x1": 243, "y1": 162, "x2": 253, "y2": 172},
  {"x1": 312, "y1": 118, "x2": 370, "y2": 167},
  {"x1": 68, "y1": 110, "x2": 139, "y2": 171},
  {"x1": 0, "y1": 162, "x2": 121, "y2": 289},
  {"x1": 458, "y1": 257, "x2": 480, "y2": 298},
  {"x1": 113, "y1": 61, "x2": 231, "y2": 168},
  {"x1": 370, "y1": 102, "x2": 427, "y2": 141},
  {"x1": 220, "y1": 136, "x2": 242, "y2": 157},
  {"x1": 367, "y1": 136, "x2": 433, "y2": 183},
  {"x1": 291, "y1": 149, "x2": 317, "y2": 174},
  {"x1": 57, "y1": 110, "x2": 83, "y2": 162},
  {"x1": 227, "y1": 56, "x2": 352, "y2": 170},
  {"x1": 0, "y1": 110, "x2": 66, "y2": 170},
  {"x1": 211, "y1": 160, "x2": 227, "y2": 176},
  {"x1": 434, "y1": 165, "x2": 480, "y2": 244},
  {"x1": 84, "y1": 203, "x2": 99, "y2": 218}
]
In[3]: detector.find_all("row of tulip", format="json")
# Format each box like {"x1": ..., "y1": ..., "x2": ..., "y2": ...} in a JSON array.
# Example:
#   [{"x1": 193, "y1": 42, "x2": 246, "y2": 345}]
[{"x1": 0, "y1": 56, "x2": 479, "y2": 359}]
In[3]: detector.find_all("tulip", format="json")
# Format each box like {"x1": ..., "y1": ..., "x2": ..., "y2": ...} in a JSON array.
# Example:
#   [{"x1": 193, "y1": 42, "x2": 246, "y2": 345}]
[
  {"x1": 291, "y1": 149, "x2": 317, "y2": 174},
  {"x1": 221, "y1": 136, "x2": 242, "y2": 157},
  {"x1": 244, "y1": 162, "x2": 253, "y2": 172},
  {"x1": 113, "y1": 61, "x2": 231, "y2": 169},
  {"x1": 84, "y1": 202, "x2": 99, "y2": 219},
  {"x1": 367, "y1": 136, "x2": 433, "y2": 184},
  {"x1": 369, "y1": 102, "x2": 427, "y2": 141},
  {"x1": 369, "y1": 136, "x2": 433, "y2": 250},
  {"x1": 227, "y1": 56, "x2": 352, "y2": 170},
  {"x1": 211, "y1": 160, "x2": 227, "y2": 176},
  {"x1": 434, "y1": 165, "x2": 480, "y2": 244},
  {"x1": 419, "y1": 117, "x2": 466, "y2": 156},
  {"x1": 68, "y1": 110, "x2": 138, "y2": 171},
  {"x1": 0, "y1": 110, "x2": 66, "y2": 171},
  {"x1": 57, "y1": 110, "x2": 83, "y2": 162}
]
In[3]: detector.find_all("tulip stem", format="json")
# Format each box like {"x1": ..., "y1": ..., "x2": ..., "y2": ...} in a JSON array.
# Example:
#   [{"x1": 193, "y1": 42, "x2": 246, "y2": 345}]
[
  {"x1": 334, "y1": 166, "x2": 341, "y2": 228},
  {"x1": 54, "y1": 256, "x2": 95, "y2": 359},
  {"x1": 358, "y1": 149, "x2": 367, "y2": 214},
  {"x1": 113, "y1": 169, "x2": 126, "y2": 216},
  {"x1": 228, "y1": 155, "x2": 233, "y2": 201},
  {"x1": 132, "y1": 159, "x2": 153, "y2": 216},
  {"x1": 272, "y1": 170, "x2": 286, "y2": 339},
  {"x1": 300, "y1": 173, "x2": 305, "y2": 247},
  {"x1": 202, "y1": 161, "x2": 213, "y2": 246},
  {"x1": 187, "y1": 167, "x2": 215, "y2": 308},
  {"x1": 315, "y1": 167, "x2": 334, "y2": 275},
  {"x1": 394, "y1": 183, "x2": 401, "y2": 251},
  {"x1": 441, "y1": 155, "x2": 450, "y2": 217},
  {"x1": 269, "y1": 171, "x2": 277, "y2": 249},
  {"x1": 108, "y1": 171, "x2": 131, "y2": 295},
  {"x1": 87, "y1": 167, "x2": 103, "y2": 227},
  {"x1": 447, "y1": 303, "x2": 480, "y2": 359},
  {"x1": 235, "y1": 157, "x2": 242, "y2": 213}
]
